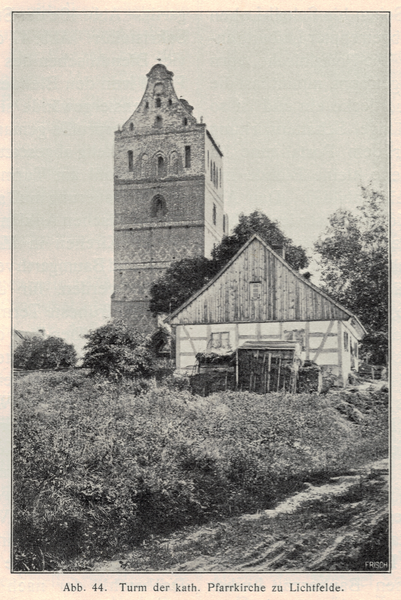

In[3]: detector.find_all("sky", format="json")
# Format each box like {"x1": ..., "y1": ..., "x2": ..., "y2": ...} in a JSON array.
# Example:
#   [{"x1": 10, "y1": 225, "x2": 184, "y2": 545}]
[{"x1": 12, "y1": 11, "x2": 389, "y2": 355}]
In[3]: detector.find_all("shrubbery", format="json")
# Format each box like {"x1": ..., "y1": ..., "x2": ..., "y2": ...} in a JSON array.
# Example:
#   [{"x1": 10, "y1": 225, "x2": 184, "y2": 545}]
[
  {"x1": 13, "y1": 372, "x2": 388, "y2": 571},
  {"x1": 82, "y1": 319, "x2": 154, "y2": 380},
  {"x1": 14, "y1": 336, "x2": 77, "y2": 370}
]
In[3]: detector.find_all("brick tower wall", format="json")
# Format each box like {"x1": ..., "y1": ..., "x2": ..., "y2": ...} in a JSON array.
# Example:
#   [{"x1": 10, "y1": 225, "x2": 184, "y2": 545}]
[{"x1": 111, "y1": 64, "x2": 226, "y2": 332}]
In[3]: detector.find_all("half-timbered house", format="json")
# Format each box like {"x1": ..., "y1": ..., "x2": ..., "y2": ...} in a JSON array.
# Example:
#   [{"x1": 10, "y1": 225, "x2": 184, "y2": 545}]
[{"x1": 170, "y1": 235, "x2": 366, "y2": 387}]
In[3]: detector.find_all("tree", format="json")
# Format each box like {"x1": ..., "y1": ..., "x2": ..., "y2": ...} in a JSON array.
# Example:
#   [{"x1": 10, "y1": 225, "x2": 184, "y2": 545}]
[
  {"x1": 211, "y1": 211, "x2": 309, "y2": 272},
  {"x1": 150, "y1": 210, "x2": 309, "y2": 315},
  {"x1": 14, "y1": 336, "x2": 77, "y2": 370},
  {"x1": 149, "y1": 256, "x2": 218, "y2": 317},
  {"x1": 314, "y1": 185, "x2": 388, "y2": 363},
  {"x1": 82, "y1": 319, "x2": 154, "y2": 380}
]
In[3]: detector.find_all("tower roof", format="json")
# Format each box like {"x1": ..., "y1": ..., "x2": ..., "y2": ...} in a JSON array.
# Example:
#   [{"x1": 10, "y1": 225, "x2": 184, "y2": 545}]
[{"x1": 146, "y1": 64, "x2": 174, "y2": 80}]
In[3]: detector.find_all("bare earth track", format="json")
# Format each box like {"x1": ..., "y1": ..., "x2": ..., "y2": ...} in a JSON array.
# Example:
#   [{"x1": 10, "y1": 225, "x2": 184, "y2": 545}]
[{"x1": 96, "y1": 457, "x2": 389, "y2": 572}]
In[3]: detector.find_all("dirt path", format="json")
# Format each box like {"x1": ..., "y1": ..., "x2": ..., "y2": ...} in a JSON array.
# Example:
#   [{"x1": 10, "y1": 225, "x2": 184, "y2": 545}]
[{"x1": 95, "y1": 457, "x2": 389, "y2": 572}]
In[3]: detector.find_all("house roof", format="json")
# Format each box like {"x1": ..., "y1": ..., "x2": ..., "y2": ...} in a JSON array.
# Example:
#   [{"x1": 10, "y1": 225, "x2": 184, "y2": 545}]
[
  {"x1": 170, "y1": 234, "x2": 366, "y2": 336},
  {"x1": 13, "y1": 329, "x2": 45, "y2": 348}
]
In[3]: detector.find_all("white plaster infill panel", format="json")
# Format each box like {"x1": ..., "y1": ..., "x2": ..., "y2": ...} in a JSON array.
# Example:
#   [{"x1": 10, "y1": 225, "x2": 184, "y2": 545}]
[
  {"x1": 238, "y1": 323, "x2": 258, "y2": 337},
  {"x1": 309, "y1": 334, "x2": 338, "y2": 350},
  {"x1": 309, "y1": 320, "x2": 336, "y2": 333},
  {"x1": 315, "y1": 352, "x2": 338, "y2": 366},
  {"x1": 260, "y1": 322, "x2": 281, "y2": 336}
]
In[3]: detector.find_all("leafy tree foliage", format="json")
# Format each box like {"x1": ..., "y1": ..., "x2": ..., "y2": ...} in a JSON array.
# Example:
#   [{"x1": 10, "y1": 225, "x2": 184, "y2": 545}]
[
  {"x1": 150, "y1": 210, "x2": 309, "y2": 315},
  {"x1": 14, "y1": 336, "x2": 77, "y2": 370},
  {"x1": 314, "y1": 185, "x2": 388, "y2": 363},
  {"x1": 149, "y1": 256, "x2": 218, "y2": 316},
  {"x1": 211, "y1": 211, "x2": 309, "y2": 272},
  {"x1": 82, "y1": 319, "x2": 154, "y2": 380}
]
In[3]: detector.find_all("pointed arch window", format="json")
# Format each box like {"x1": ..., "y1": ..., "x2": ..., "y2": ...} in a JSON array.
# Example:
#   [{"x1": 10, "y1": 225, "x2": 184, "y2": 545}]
[
  {"x1": 157, "y1": 155, "x2": 166, "y2": 178},
  {"x1": 151, "y1": 194, "x2": 167, "y2": 218},
  {"x1": 127, "y1": 150, "x2": 133, "y2": 172},
  {"x1": 185, "y1": 146, "x2": 191, "y2": 168}
]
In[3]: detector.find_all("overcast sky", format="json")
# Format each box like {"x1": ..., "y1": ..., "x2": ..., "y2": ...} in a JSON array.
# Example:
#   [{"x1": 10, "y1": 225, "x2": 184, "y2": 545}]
[{"x1": 13, "y1": 11, "x2": 389, "y2": 354}]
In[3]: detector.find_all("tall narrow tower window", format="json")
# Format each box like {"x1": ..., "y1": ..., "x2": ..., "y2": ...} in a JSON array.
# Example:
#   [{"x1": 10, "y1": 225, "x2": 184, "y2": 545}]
[
  {"x1": 145, "y1": 101, "x2": 149, "y2": 109},
  {"x1": 185, "y1": 146, "x2": 191, "y2": 168},
  {"x1": 156, "y1": 97, "x2": 161, "y2": 108},
  {"x1": 130, "y1": 123, "x2": 134, "y2": 131},
  {"x1": 157, "y1": 156, "x2": 166, "y2": 177},
  {"x1": 183, "y1": 117, "x2": 188, "y2": 126},
  {"x1": 223, "y1": 214, "x2": 226, "y2": 233},
  {"x1": 128, "y1": 150, "x2": 133, "y2": 172},
  {"x1": 213, "y1": 204, "x2": 217, "y2": 226},
  {"x1": 155, "y1": 116, "x2": 162, "y2": 128}
]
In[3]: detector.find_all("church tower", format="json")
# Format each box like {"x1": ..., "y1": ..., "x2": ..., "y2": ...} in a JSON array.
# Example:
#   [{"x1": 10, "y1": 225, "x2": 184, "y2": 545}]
[{"x1": 111, "y1": 64, "x2": 227, "y2": 331}]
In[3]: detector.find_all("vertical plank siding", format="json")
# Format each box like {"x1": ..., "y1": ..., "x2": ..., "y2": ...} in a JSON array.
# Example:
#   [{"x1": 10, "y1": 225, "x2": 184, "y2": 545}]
[{"x1": 173, "y1": 238, "x2": 351, "y2": 325}]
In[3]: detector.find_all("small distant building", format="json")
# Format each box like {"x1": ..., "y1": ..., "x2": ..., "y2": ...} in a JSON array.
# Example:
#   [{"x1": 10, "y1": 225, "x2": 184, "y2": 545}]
[
  {"x1": 170, "y1": 235, "x2": 366, "y2": 388},
  {"x1": 13, "y1": 329, "x2": 46, "y2": 350}
]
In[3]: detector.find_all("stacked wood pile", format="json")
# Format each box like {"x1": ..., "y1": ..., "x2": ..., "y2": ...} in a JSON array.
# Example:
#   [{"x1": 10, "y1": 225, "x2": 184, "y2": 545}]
[
  {"x1": 297, "y1": 361, "x2": 322, "y2": 393},
  {"x1": 237, "y1": 348, "x2": 297, "y2": 394}
]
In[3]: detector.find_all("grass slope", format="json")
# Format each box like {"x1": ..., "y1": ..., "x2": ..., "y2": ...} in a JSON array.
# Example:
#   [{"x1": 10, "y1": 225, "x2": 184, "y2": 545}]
[{"x1": 13, "y1": 371, "x2": 388, "y2": 571}]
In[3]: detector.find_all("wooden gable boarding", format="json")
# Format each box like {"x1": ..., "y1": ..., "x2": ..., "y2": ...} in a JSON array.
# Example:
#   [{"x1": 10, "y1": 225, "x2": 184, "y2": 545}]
[{"x1": 170, "y1": 235, "x2": 363, "y2": 327}]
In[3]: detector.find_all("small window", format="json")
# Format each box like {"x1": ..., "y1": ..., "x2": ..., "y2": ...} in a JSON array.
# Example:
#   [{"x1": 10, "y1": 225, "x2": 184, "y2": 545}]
[
  {"x1": 213, "y1": 203, "x2": 216, "y2": 226},
  {"x1": 185, "y1": 145, "x2": 191, "y2": 168},
  {"x1": 210, "y1": 332, "x2": 230, "y2": 350},
  {"x1": 223, "y1": 214, "x2": 226, "y2": 233},
  {"x1": 219, "y1": 168, "x2": 222, "y2": 187},
  {"x1": 129, "y1": 123, "x2": 134, "y2": 131},
  {"x1": 127, "y1": 150, "x2": 133, "y2": 172},
  {"x1": 168, "y1": 98, "x2": 172, "y2": 106},
  {"x1": 344, "y1": 332, "x2": 349, "y2": 352},
  {"x1": 183, "y1": 117, "x2": 188, "y2": 126},
  {"x1": 250, "y1": 282, "x2": 261, "y2": 300},
  {"x1": 354, "y1": 342, "x2": 358, "y2": 358},
  {"x1": 210, "y1": 161, "x2": 213, "y2": 181},
  {"x1": 155, "y1": 115, "x2": 162, "y2": 128},
  {"x1": 156, "y1": 97, "x2": 161, "y2": 108},
  {"x1": 145, "y1": 101, "x2": 149, "y2": 109}
]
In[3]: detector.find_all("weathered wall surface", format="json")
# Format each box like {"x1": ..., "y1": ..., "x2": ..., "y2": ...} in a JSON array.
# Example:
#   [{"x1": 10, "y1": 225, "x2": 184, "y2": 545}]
[
  {"x1": 175, "y1": 319, "x2": 360, "y2": 385},
  {"x1": 171, "y1": 237, "x2": 353, "y2": 325}
]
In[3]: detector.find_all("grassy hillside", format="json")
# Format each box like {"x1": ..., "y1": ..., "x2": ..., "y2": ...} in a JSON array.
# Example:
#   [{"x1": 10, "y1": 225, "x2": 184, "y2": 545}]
[{"x1": 13, "y1": 371, "x2": 388, "y2": 571}]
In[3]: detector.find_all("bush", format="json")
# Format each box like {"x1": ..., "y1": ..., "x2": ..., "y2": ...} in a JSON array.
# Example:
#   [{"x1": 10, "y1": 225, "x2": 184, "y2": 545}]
[
  {"x1": 82, "y1": 319, "x2": 154, "y2": 380},
  {"x1": 13, "y1": 375, "x2": 388, "y2": 571},
  {"x1": 14, "y1": 336, "x2": 77, "y2": 370}
]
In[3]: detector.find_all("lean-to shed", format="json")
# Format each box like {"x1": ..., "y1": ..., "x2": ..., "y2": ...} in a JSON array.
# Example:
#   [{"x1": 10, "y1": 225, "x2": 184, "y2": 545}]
[{"x1": 170, "y1": 235, "x2": 366, "y2": 387}]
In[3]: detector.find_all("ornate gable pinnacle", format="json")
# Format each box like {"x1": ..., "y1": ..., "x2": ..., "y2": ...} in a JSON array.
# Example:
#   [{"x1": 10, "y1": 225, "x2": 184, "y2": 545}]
[{"x1": 146, "y1": 64, "x2": 174, "y2": 80}]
